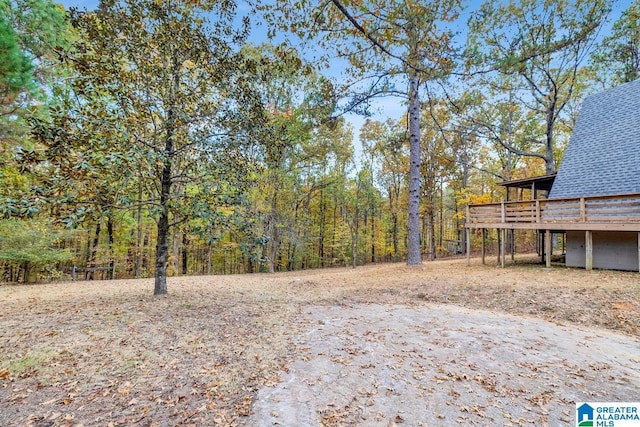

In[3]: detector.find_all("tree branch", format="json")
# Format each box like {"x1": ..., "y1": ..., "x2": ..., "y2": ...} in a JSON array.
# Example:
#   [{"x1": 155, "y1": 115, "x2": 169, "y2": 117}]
[{"x1": 329, "y1": 0, "x2": 420, "y2": 72}]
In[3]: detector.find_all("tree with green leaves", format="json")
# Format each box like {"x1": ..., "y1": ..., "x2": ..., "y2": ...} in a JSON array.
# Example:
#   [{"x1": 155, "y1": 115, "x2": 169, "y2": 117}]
[
  {"x1": 467, "y1": 0, "x2": 611, "y2": 175},
  {"x1": 0, "y1": 9, "x2": 33, "y2": 120},
  {"x1": 266, "y1": 0, "x2": 461, "y2": 266},
  {"x1": 0, "y1": 218, "x2": 72, "y2": 282},
  {"x1": 590, "y1": 0, "x2": 640, "y2": 87},
  {"x1": 360, "y1": 119, "x2": 408, "y2": 262},
  {"x1": 0, "y1": 0, "x2": 70, "y2": 222},
  {"x1": 66, "y1": 0, "x2": 260, "y2": 295},
  {"x1": 0, "y1": 0, "x2": 69, "y2": 145},
  {"x1": 463, "y1": 87, "x2": 544, "y2": 180},
  {"x1": 244, "y1": 43, "x2": 350, "y2": 272},
  {"x1": 29, "y1": 86, "x2": 133, "y2": 279}
]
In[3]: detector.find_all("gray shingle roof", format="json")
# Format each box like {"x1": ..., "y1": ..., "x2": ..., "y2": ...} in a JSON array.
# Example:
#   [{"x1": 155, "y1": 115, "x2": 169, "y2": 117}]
[{"x1": 549, "y1": 78, "x2": 640, "y2": 199}]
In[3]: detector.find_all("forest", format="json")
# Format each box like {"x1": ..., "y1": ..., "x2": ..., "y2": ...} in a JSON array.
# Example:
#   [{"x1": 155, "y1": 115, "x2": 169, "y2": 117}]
[{"x1": 0, "y1": 0, "x2": 638, "y2": 294}]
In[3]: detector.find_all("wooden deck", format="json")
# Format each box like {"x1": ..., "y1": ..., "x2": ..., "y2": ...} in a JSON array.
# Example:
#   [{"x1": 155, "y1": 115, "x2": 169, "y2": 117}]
[
  {"x1": 466, "y1": 192, "x2": 640, "y2": 232},
  {"x1": 465, "y1": 192, "x2": 640, "y2": 270}
]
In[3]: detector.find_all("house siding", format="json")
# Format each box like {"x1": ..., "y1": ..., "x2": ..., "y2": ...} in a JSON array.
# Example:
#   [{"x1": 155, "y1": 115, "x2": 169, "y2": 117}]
[{"x1": 566, "y1": 231, "x2": 639, "y2": 271}]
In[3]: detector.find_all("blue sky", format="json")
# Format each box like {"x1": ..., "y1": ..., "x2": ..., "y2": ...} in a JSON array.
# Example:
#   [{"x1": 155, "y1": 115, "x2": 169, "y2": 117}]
[{"x1": 58, "y1": 0, "x2": 98, "y2": 9}]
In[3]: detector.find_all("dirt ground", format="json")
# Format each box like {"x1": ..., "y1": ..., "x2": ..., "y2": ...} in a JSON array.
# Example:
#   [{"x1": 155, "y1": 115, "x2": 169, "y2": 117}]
[{"x1": 1, "y1": 256, "x2": 639, "y2": 426}]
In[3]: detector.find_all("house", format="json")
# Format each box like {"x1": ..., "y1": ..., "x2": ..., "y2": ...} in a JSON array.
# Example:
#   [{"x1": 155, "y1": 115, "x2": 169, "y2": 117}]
[
  {"x1": 548, "y1": 79, "x2": 640, "y2": 270},
  {"x1": 465, "y1": 79, "x2": 640, "y2": 271}
]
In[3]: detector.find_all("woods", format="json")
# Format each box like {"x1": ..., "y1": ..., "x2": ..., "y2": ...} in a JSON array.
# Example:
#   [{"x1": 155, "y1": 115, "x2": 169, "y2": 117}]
[{"x1": 0, "y1": 0, "x2": 637, "y2": 290}]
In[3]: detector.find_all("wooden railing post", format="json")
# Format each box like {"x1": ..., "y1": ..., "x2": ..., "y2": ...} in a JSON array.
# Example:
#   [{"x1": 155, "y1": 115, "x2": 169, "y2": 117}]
[
  {"x1": 536, "y1": 200, "x2": 540, "y2": 222},
  {"x1": 501, "y1": 202, "x2": 506, "y2": 223},
  {"x1": 580, "y1": 197, "x2": 586, "y2": 222}
]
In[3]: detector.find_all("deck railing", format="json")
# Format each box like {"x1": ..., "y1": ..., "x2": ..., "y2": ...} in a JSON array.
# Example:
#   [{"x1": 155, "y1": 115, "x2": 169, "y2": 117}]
[{"x1": 467, "y1": 192, "x2": 640, "y2": 228}]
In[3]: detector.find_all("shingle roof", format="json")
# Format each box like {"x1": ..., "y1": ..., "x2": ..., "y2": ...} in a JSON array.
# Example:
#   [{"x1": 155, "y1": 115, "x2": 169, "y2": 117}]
[{"x1": 549, "y1": 78, "x2": 640, "y2": 199}]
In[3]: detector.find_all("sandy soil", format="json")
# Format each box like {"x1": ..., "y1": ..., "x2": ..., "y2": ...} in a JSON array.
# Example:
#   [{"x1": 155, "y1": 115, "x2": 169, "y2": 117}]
[
  {"x1": 250, "y1": 304, "x2": 639, "y2": 426},
  {"x1": 1, "y1": 256, "x2": 639, "y2": 426}
]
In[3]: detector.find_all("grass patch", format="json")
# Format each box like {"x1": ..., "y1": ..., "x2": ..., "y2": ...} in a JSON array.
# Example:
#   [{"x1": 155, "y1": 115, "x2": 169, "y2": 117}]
[{"x1": 6, "y1": 349, "x2": 58, "y2": 378}]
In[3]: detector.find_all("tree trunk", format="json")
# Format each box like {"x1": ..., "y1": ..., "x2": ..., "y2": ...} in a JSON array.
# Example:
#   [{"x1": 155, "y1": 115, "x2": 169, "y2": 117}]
[
  {"x1": 438, "y1": 179, "x2": 444, "y2": 249},
  {"x1": 266, "y1": 211, "x2": 279, "y2": 273},
  {"x1": 23, "y1": 261, "x2": 29, "y2": 284},
  {"x1": 88, "y1": 220, "x2": 101, "y2": 280},
  {"x1": 319, "y1": 187, "x2": 326, "y2": 267},
  {"x1": 331, "y1": 194, "x2": 338, "y2": 267},
  {"x1": 351, "y1": 221, "x2": 358, "y2": 269},
  {"x1": 545, "y1": 113, "x2": 556, "y2": 174},
  {"x1": 370, "y1": 204, "x2": 375, "y2": 263},
  {"x1": 392, "y1": 212, "x2": 399, "y2": 262},
  {"x1": 266, "y1": 177, "x2": 281, "y2": 273},
  {"x1": 181, "y1": 232, "x2": 188, "y2": 275},
  {"x1": 107, "y1": 215, "x2": 114, "y2": 280},
  {"x1": 136, "y1": 176, "x2": 143, "y2": 278},
  {"x1": 154, "y1": 51, "x2": 179, "y2": 296},
  {"x1": 406, "y1": 73, "x2": 422, "y2": 265},
  {"x1": 390, "y1": 185, "x2": 399, "y2": 262},
  {"x1": 143, "y1": 234, "x2": 149, "y2": 270},
  {"x1": 172, "y1": 229, "x2": 181, "y2": 274},
  {"x1": 460, "y1": 157, "x2": 470, "y2": 255},
  {"x1": 155, "y1": 178, "x2": 170, "y2": 295},
  {"x1": 154, "y1": 126, "x2": 173, "y2": 295},
  {"x1": 427, "y1": 203, "x2": 436, "y2": 261},
  {"x1": 83, "y1": 227, "x2": 92, "y2": 269}
]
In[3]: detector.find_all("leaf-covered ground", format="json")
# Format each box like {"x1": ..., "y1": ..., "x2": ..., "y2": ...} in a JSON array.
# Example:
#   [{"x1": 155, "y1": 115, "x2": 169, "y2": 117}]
[{"x1": 1, "y1": 256, "x2": 639, "y2": 426}]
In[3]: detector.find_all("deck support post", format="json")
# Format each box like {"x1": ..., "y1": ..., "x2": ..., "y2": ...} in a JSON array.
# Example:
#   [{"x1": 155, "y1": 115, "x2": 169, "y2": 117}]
[
  {"x1": 466, "y1": 228, "x2": 471, "y2": 266},
  {"x1": 585, "y1": 230, "x2": 593, "y2": 271},
  {"x1": 545, "y1": 229, "x2": 551, "y2": 268},
  {"x1": 481, "y1": 228, "x2": 486, "y2": 265},
  {"x1": 500, "y1": 228, "x2": 506, "y2": 268},
  {"x1": 510, "y1": 230, "x2": 515, "y2": 262}
]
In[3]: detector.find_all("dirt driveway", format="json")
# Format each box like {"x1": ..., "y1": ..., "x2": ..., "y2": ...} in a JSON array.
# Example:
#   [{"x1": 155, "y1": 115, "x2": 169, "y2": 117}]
[{"x1": 250, "y1": 303, "x2": 640, "y2": 426}]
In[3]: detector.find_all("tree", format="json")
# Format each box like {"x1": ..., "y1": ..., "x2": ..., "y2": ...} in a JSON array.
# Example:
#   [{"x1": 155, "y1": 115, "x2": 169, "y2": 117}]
[
  {"x1": 590, "y1": 0, "x2": 640, "y2": 87},
  {"x1": 467, "y1": 0, "x2": 611, "y2": 174},
  {"x1": 0, "y1": 8, "x2": 33, "y2": 124},
  {"x1": 464, "y1": 87, "x2": 544, "y2": 180},
  {"x1": 266, "y1": 0, "x2": 461, "y2": 265},
  {"x1": 0, "y1": 0, "x2": 69, "y2": 145},
  {"x1": 0, "y1": 218, "x2": 72, "y2": 282},
  {"x1": 244, "y1": 43, "x2": 341, "y2": 272},
  {"x1": 0, "y1": 0, "x2": 70, "y2": 222},
  {"x1": 29, "y1": 85, "x2": 134, "y2": 280},
  {"x1": 361, "y1": 119, "x2": 411, "y2": 262},
  {"x1": 68, "y1": 0, "x2": 258, "y2": 295}
]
